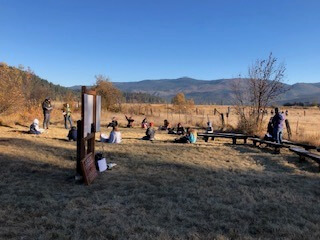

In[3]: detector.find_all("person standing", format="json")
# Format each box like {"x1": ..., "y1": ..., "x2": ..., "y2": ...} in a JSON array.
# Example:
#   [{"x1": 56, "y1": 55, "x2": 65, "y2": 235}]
[
  {"x1": 42, "y1": 97, "x2": 53, "y2": 129},
  {"x1": 62, "y1": 103, "x2": 72, "y2": 129},
  {"x1": 272, "y1": 107, "x2": 284, "y2": 144}
]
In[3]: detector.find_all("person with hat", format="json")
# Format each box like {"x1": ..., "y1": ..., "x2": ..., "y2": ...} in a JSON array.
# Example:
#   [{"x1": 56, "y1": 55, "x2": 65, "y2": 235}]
[{"x1": 42, "y1": 97, "x2": 53, "y2": 129}]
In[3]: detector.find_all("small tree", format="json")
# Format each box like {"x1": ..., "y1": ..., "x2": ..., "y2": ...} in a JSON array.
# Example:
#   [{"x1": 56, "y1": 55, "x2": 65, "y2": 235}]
[
  {"x1": 232, "y1": 53, "x2": 287, "y2": 133},
  {"x1": 171, "y1": 92, "x2": 195, "y2": 113},
  {"x1": 92, "y1": 75, "x2": 123, "y2": 111}
]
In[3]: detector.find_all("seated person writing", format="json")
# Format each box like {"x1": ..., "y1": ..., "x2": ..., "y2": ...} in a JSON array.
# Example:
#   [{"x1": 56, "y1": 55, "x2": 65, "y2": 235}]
[
  {"x1": 159, "y1": 119, "x2": 170, "y2": 130},
  {"x1": 174, "y1": 128, "x2": 197, "y2": 143},
  {"x1": 142, "y1": 122, "x2": 155, "y2": 141},
  {"x1": 101, "y1": 127, "x2": 122, "y2": 143},
  {"x1": 29, "y1": 119, "x2": 44, "y2": 135}
]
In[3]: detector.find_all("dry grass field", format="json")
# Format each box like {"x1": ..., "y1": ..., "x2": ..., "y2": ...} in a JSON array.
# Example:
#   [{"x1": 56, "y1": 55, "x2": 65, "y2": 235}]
[{"x1": 1, "y1": 109, "x2": 320, "y2": 239}]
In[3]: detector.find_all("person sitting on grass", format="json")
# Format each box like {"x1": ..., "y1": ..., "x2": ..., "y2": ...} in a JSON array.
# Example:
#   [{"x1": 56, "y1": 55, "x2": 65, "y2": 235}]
[
  {"x1": 141, "y1": 117, "x2": 148, "y2": 129},
  {"x1": 176, "y1": 123, "x2": 186, "y2": 135},
  {"x1": 101, "y1": 126, "x2": 122, "y2": 143},
  {"x1": 67, "y1": 126, "x2": 77, "y2": 141},
  {"x1": 142, "y1": 122, "x2": 155, "y2": 141},
  {"x1": 125, "y1": 115, "x2": 134, "y2": 128},
  {"x1": 107, "y1": 117, "x2": 118, "y2": 128},
  {"x1": 159, "y1": 119, "x2": 170, "y2": 130},
  {"x1": 174, "y1": 128, "x2": 197, "y2": 143},
  {"x1": 29, "y1": 119, "x2": 44, "y2": 135}
]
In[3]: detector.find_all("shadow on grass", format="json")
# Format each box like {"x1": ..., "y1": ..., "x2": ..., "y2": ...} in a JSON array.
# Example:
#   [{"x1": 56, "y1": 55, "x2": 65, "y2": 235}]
[{"x1": 0, "y1": 137, "x2": 320, "y2": 239}]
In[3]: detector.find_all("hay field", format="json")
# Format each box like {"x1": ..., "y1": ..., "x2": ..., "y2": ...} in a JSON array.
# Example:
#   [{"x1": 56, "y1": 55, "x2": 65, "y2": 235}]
[{"x1": 1, "y1": 116, "x2": 320, "y2": 239}]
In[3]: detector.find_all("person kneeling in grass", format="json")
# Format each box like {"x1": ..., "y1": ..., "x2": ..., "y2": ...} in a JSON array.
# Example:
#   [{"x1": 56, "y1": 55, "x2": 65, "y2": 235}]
[
  {"x1": 101, "y1": 126, "x2": 122, "y2": 143},
  {"x1": 142, "y1": 122, "x2": 155, "y2": 141},
  {"x1": 29, "y1": 119, "x2": 44, "y2": 135},
  {"x1": 67, "y1": 126, "x2": 77, "y2": 141},
  {"x1": 174, "y1": 128, "x2": 197, "y2": 143}
]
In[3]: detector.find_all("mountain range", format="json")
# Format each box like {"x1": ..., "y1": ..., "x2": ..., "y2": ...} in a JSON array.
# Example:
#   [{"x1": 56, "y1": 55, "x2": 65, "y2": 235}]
[
  {"x1": 70, "y1": 77, "x2": 320, "y2": 105},
  {"x1": 110, "y1": 77, "x2": 320, "y2": 105}
]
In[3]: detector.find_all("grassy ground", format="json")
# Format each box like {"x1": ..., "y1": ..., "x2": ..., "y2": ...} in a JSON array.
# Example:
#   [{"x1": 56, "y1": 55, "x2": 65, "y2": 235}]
[{"x1": 1, "y1": 122, "x2": 320, "y2": 239}]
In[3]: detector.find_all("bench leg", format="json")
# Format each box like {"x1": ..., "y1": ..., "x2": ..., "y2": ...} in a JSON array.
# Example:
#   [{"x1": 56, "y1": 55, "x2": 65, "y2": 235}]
[
  {"x1": 204, "y1": 137, "x2": 208, "y2": 142},
  {"x1": 299, "y1": 155, "x2": 306, "y2": 162},
  {"x1": 244, "y1": 138, "x2": 247, "y2": 144},
  {"x1": 274, "y1": 147, "x2": 280, "y2": 154},
  {"x1": 253, "y1": 141, "x2": 257, "y2": 146},
  {"x1": 232, "y1": 138, "x2": 236, "y2": 145},
  {"x1": 211, "y1": 137, "x2": 215, "y2": 141}
]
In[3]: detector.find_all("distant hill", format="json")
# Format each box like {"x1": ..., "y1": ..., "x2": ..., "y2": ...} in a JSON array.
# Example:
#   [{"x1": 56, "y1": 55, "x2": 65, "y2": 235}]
[
  {"x1": 110, "y1": 77, "x2": 320, "y2": 105},
  {"x1": 71, "y1": 77, "x2": 320, "y2": 105},
  {"x1": 0, "y1": 63, "x2": 76, "y2": 101}
]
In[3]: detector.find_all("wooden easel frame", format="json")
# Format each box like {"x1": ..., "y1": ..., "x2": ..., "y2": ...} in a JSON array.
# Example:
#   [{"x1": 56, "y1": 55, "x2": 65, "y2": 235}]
[{"x1": 76, "y1": 86, "x2": 98, "y2": 185}]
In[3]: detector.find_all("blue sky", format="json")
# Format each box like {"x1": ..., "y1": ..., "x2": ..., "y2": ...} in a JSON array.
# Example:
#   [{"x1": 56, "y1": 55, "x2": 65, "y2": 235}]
[{"x1": 0, "y1": 0, "x2": 319, "y2": 86}]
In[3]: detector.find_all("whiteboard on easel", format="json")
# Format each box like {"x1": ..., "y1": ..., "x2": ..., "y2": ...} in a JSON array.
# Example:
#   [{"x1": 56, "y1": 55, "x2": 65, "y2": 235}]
[
  {"x1": 96, "y1": 95, "x2": 101, "y2": 132},
  {"x1": 83, "y1": 94, "x2": 94, "y2": 137}
]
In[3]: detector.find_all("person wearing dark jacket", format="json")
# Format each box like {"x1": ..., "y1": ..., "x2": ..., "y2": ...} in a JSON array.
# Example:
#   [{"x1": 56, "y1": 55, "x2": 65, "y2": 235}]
[
  {"x1": 142, "y1": 122, "x2": 155, "y2": 141},
  {"x1": 176, "y1": 123, "x2": 185, "y2": 135},
  {"x1": 107, "y1": 117, "x2": 118, "y2": 128},
  {"x1": 272, "y1": 108, "x2": 284, "y2": 143},
  {"x1": 125, "y1": 115, "x2": 134, "y2": 128},
  {"x1": 67, "y1": 126, "x2": 77, "y2": 141},
  {"x1": 263, "y1": 117, "x2": 274, "y2": 141},
  {"x1": 42, "y1": 98, "x2": 53, "y2": 129}
]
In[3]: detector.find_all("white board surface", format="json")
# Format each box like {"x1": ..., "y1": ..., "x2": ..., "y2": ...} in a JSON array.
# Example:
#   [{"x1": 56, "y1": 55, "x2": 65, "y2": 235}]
[
  {"x1": 83, "y1": 94, "x2": 94, "y2": 137},
  {"x1": 96, "y1": 95, "x2": 101, "y2": 132}
]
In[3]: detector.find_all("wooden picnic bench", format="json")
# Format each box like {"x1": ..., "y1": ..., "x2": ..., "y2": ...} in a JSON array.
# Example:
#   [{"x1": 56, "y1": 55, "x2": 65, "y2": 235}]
[
  {"x1": 249, "y1": 137, "x2": 288, "y2": 154},
  {"x1": 289, "y1": 147, "x2": 320, "y2": 171},
  {"x1": 197, "y1": 133, "x2": 249, "y2": 144},
  {"x1": 282, "y1": 140, "x2": 317, "y2": 150}
]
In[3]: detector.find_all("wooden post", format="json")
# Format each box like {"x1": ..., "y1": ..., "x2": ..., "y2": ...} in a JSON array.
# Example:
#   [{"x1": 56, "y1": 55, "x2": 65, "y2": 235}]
[
  {"x1": 221, "y1": 113, "x2": 225, "y2": 128},
  {"x1": 285, "y1": 119, "x2": 292, "y2": 140},
  {"x1": 76, "y1": 86, "x2": 99, "y2": 185}
]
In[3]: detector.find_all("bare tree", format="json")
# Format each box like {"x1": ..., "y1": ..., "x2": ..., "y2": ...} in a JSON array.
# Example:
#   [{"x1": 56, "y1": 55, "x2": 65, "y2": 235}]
[{"x1": 232, "y1": 53, "x2": 287, "y2": 133}]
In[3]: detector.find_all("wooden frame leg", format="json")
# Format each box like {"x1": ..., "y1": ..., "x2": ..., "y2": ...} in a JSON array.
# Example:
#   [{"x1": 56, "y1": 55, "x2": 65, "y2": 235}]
[
  {"x1": 299, "y1": 155, "x2": 306, "y2": 162},
  {"x1": 232, "y1": 138, "x2": 236, "y2": 145}
]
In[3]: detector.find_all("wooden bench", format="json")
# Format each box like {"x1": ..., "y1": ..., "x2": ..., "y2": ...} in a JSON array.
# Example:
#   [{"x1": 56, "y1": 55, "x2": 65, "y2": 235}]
[
  {"x1": 289, "y1": 147, "x2": 320, "y2": 171},
  {"x1": 249, "y1": 137, "x2": 288, "y2": 154},
  {"x1": 197, "y1": 133, "x2": 249, "y2": 144},
  {"x1": 282, "y1": 140, "x2": 317, "y2": 150}
]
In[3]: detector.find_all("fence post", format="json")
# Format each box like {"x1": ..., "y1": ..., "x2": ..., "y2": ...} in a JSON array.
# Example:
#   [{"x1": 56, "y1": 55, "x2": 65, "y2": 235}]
[{"x1": 285, "y1": 119, "x2": 292, "y2": 140}]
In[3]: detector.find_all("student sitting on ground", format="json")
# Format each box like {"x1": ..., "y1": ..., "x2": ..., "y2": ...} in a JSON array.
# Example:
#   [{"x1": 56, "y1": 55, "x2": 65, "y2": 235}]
[
  {"x1": 206, "y1": 121, "x2": 213, "y2": 134},
  {"x1": 107, "y1": 117, "x2": 118, "y2": 128},
  {"x1": 29, "y1": 119, "x2": 44, "y2": 135},
  {"x1": 101, "y1": 126, "x2": 122, "y2": 143},
  {"x1": 142, "y1": 122, "x2": 155, "y2": 141},
  {"x1": 159, "y1": 119, "x2": 170, "y2": 130},
  {"x1": 125, "y1": 115, "x2": 134, "y2": 128},
  {"x1": 176, "y1": 123, "x2": 185, "y2": 135},
  {"x1": 67, "y1": 126, "x2": 77, "y2": 141},
  {"x1": 174, "y1": 128, "x2": 197, "y2": 143},
  {"x1": 141, "y1": 117, "x2": 148, "y2": 129}
]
